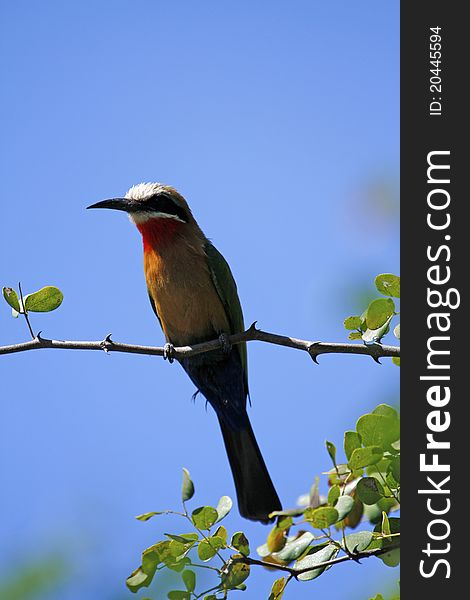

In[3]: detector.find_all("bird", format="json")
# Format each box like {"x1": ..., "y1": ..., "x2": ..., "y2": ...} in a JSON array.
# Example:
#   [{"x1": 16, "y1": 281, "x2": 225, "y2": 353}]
[{"x1": 87, "y1": 182, "x2": 281, "y2": 522}]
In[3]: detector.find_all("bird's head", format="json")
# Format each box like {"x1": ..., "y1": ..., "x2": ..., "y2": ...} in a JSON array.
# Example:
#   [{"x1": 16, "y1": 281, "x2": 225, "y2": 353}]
[
  {"x1": 87, "y1": 182, "x2": 192, "y2": 224},
  {"x1": 88, "y1": 182, "x2": 197, "y2": 249}
]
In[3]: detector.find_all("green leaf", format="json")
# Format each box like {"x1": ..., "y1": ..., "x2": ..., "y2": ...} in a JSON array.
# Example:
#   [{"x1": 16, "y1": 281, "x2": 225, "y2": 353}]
[
  {"x1": 366, "y1": 456, "x2": 390, "y2": 476},
  {"x1": 197, "y1": 539, "x2": 216, "y2": 561},
  {"x1": 150, "y1": 537, "x2": 194, "y2": 572},
  {"x1": 375, "y1": 274, "x2": 400, "y2": 298},
  {"x1": 203, "y1": 596, "x2": 217, "y2": 600},
  {"x1": 304, "y1": 506, "x2": 339, "y2": 529},
  {"x1": 165, "y1": 533, "x2": 199, "y2": 544},
  {"x1": 166, "y1": 557, "x2": 191, "y2": 573},
  {"x1": 372, "y1": 404, "x2": 399, "y2": 419},
  {"x1": 294, "y1": 544, "x2": 338, "y2": 581},
  {"x1": 191, "y1": 506, "x2": 218, "y2": 530},
  {"x1": 393, "y1": 323, "x2": 400, "y2": 339},
  {"x1": 356, "y1": 412, "x2": 400, "y2": 448},
  {"x1": 197, "y1": 535, "x2": 224, "y2": 561},
  {"x1": 344, "y1": 316, "x2": 362, "y2": 330},
  {"x1": 335, "y1": 495, "x2": 355, "y2": 520},
  {"x1": 361, "y1": 315, "x2": 393, "y2": 343},
  {"x1": 373, "y1": 516, "x2": 400, "y2": 538},
  {"x1": 182, "y1": 570, "x2": 196, "y2": 593},
  {"x1": 274, "y1": 532, "x2": 315, "y2": 562},
  {"x1": 365, "y1": 298, "x2": 395, "y2": 330},
  {"x1": 344, "y1": 431, "x2": 362, "y2": 461},
  {"x1": 167, "y1": 592, "x2": 191, "y2": 600},
  {"x1": 221, "y1": 558, "x2": 250, "y2": 588},
  {"x1": 386, "y1": 469, "x2": 398, "y2": 489},
  {"x1": 135, "y1": 511, "x2": 167, "y2": 521},
  {"x1": 23, "y1": 286, "x2": 63, "y2": 312},
  {"x1": 141, "y1": 541, "x2": 170, "y2": 571},
  {"x1": 378, "y1": 547, "x2": 400, "y2": 567},
  {"x1": 182, "y1": 468, "x2": 195, "y2": 502},
  {"x1": 389, "y1": 457, "x2": 400, "y2": 483},
  {"x1": 392, "y1": 357, "x2": 400, "y2": 366},
  {"x1": 231, "y1": 532, "x2": 250, "y2": 556},
  {"x1": 269, "y1": 577, "x2": 287, "y2": 600},
  {"x1": 348, "y1": 446, "x2": 383, "y2": 470},
  {"x1": 370, "y1": 595, "x2": 385, "y2": 600},
  {"x1": 213, "y1": 525, "x2": 228, "y2": 545},
  {"x1": 126, "y1": 566, "x2": 154, "y2": 593},
  {"x1": 381, "y1": 512, "x2": 391, "y2": 537},
  {"x1": 356, "y1": 478, "x2": 385, "y2": 505},
  {"x1": 328, "y1": 485, "x2": 340, "y2": 506},
  {"x1": 168, "y1": 541, "x2": 191, "y2": 560},
  {"x1": 348, "y1": 331, "x2": 363, "y2": 340},
  {"x1": 325, "y1": 441, "x2": 337, "y2": 465},
  {"x1": 215, "y1": 496, "x2": 232, "y2": 522},
  {"x1": 2, "y1": 287, "x2": 21, "y2": 312},
  {"x1": 267, "y1": 517, "x2": 292, "y2": 553},
  {"x1": 342, "y1": 531, "x2": 373, "y2": 553}
]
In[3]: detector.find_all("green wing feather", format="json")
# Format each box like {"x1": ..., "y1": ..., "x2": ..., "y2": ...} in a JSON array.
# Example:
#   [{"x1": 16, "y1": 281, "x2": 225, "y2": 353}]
[{"x1": 205, "y1": 241, "x2": 248, "y2": 391}]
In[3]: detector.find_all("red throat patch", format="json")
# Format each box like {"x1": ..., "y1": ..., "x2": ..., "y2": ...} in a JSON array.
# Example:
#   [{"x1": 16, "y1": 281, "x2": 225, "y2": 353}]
[{"x1": 136, "y1": 218, "x2": 182, "y2": 252}]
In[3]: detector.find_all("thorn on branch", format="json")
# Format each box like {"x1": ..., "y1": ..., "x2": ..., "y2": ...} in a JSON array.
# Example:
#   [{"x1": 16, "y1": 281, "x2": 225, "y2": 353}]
[
  {"x1": 101, "y1": 333, "x2": 114, "y2": 353},
  {"x1": 247, "y1": 321, "x2": 259, "y2": 334},
  {"x1": 308, "y1": 342, "x2": 321, "y2": 364},
  {"x1": 367, "y1": 344, "x2": 383, "y2": 364}
]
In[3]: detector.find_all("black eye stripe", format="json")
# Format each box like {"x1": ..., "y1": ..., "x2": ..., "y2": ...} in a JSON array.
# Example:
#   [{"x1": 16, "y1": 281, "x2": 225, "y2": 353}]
[{"x1": 145, "y1": 193, "x2": 189, "y2": 222}]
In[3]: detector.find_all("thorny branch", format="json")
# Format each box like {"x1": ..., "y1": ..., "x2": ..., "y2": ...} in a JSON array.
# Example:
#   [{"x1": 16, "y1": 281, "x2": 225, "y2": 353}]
[{"x1": 0, "y1": 322, "x2": 399, "y2": 362}]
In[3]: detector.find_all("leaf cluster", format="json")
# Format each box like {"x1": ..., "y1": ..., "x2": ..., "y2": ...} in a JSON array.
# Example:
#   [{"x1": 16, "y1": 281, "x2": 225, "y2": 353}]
[
  {"x1": 3, "y1": 285, "x2": 63, "y2": 317},
  {"x1": 343, "y1": 274, "x2": 400, "y2": 365},
  {"x1": 127, "y1": 404, "x2": 400, "y2": 599}
]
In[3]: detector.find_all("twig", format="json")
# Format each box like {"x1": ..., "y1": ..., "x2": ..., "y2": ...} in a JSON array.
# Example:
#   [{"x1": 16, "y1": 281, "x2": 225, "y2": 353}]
[
  {"x1": 0, "y1": 323, "x2": 400, "y2": 360},
  {"x1": 18, "y1": 282, "x2": 35, "y2": 340},
  {"x1": 231, "y1": 542, "x2": 400, "y2": 579}
]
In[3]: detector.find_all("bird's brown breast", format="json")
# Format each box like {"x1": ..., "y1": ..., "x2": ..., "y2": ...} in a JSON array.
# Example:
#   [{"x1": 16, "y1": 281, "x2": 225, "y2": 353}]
[{"x1": 144, "y1": 243, "x2": 230, "y2": 347}]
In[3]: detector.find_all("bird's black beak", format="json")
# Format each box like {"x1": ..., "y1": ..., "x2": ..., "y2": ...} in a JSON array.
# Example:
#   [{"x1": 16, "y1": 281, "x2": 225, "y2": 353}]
[{"x1": 86, "y1": 198, "x2": 134, "y2": 212}]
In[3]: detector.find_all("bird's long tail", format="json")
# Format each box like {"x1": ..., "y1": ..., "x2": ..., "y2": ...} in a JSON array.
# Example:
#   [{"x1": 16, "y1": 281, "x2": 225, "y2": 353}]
[{"x1": 217, "y1": 415, "x2": 281, "y2": 523}]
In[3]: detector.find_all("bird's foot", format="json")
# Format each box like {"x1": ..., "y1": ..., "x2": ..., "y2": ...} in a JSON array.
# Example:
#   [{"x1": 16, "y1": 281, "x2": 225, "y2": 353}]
[
  {"x1": 163, "y1": 342, "x2": 175, "y2": 363},
  {"x1": 219, "y1": 332, "x2": 232, "y2": 354}
]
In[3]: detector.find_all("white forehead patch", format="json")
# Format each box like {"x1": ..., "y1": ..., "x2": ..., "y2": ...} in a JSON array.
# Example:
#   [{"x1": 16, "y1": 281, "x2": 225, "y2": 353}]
[{"x1": 125, "y1": 182, "x2": 166, "y2": 201}]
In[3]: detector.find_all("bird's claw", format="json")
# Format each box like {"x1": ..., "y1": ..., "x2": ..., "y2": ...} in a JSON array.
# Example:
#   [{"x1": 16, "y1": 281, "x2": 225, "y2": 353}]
[
  {"x1": 219, "y1": 332, "x2": 232, "y2": 354},
  {"x1": 163, "y1": 342, "x2": 175, "y2": 363}
]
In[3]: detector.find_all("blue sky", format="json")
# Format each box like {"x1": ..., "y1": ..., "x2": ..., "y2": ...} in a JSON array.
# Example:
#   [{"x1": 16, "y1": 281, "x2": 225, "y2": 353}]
[{"x1": 0, "y1": 2, "x2": 399, "y2": 599}]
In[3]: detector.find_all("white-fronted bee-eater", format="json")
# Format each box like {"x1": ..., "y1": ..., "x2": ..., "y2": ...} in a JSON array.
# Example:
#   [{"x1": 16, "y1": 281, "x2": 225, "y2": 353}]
[{"x1": 88, "y1": 183, "x2": 281, "y2": 522}]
